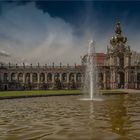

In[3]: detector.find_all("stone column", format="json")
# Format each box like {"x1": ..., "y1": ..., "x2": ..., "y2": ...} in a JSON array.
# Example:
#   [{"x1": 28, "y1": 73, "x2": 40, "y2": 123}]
[
  {"x1": 23, "y1": 73, "x2": 25, "y2": 83},
  {"x1": 52, "y1": 73, "x2": 55, "y2": 89},
  {"x1": 52, "y1": 73, "x2": 54, "y2": 83},
  {"x1": 67, "y1": 73, "x2": 69, "y2": 83},
  {"x1": 113, "y1": 71, "x2": 117, "y2": 89},
  {"x1": 59, "y1": 73, "x2": 62, "y2": 82},
  {"x1": 1, "y1": 73, "x2": 4, "y2": 82},
  {"x1": 74, "y1": 73, "x2": 77, "y2": 89},
  {"x1": 37, "y1": 73, "x2": 40, "y2": 83},
  {"x1": 125, "y1": 70, "x2": 129, "y2": 89},
  {"x1": 45, "y1": 73, "x2": 47, "y2": 83},
  {"x1": 128, "y1": 70, "x2": 130, "y2": 89},
  {"x1": 30, "y1": 73, "x2": 33, "y2": 83},
  {"x1": 103, "y1": 71, "x2": 107, "y2": 89},
  {"x1": 111, "y1": 70, "x2": 115, "y2": 89},
  {"x1": 112, "y1": 71, "x2": 114, "y2": 89},
  {"x1": 67, "y1": 73, "x2": 69, "y2": 89},
  {"x1": 8, "y1": 73, "x2": 11, "y2": 82},
  {"x1": 37, "y1": 73, "x2": 40, "y2": 89},
  {"x1": 15, "y1": 73, "x2": 18, "y2": 82},
  {"x1": 74, "y1": 73, "x2": 76, "y2": 82},
  {"x1": 17, "y1": 73, "x2": 19, "y2": 82},
  {"x1": 81, "y1": 74, "x2": 83, "y2": 83},
  {"x1": 135, "y1": 72, "x2": 137, "y2": 89},
  {"x1": 0, "y1": 73, "x2": 1, "y2": 82},
  {"x1": 110, "y1": 70, "x2": 113, "y2": 89}
]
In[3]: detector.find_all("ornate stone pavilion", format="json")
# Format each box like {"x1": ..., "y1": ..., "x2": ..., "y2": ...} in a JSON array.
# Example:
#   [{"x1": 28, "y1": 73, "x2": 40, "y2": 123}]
[
  {"x1": 105, "y1": 22, "x2": 140, "y2": 89},
  {"x1": 0, "y1": 22, "x2": 140, "y2": 90}
]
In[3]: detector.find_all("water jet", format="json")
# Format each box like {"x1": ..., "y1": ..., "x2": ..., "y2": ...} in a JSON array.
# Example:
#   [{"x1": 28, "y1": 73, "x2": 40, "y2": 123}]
[{"x1": 83, "y1": 40, "x2": 102, "y2": 101}]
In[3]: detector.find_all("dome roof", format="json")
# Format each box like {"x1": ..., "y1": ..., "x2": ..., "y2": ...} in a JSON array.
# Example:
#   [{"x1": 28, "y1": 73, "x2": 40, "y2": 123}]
[{"x1": 110, "y1": 22, "x2": 127, "y2": 46}]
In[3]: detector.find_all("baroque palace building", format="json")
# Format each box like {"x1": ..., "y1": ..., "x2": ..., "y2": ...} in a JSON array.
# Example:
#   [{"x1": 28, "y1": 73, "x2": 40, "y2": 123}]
[{"x1": 0, "y1": 22, "x2": 140, "y2": 91}]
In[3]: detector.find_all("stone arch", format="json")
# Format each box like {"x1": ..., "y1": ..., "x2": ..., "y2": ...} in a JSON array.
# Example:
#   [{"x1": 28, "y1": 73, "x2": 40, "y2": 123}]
[
  {"x1": 4, "y1": 85, "x2": 8, "y2": 90},
  {"x1": 137, "y1": 73, "x2": 140, "y2": 89},
  {"x1": 119, "y1": 55, "x2": 124, "y2": 67},
  {"x1": 69, "y1": 73, "x2": 75, "y2": 89},
  {"x1": 11, "y1": 73, "x2": 16, "y2": 82},
  {"x1": 62, "y1": 73, "x2": 67, "y2": 82},
  {"x1": 130, "y1": 71, "x2": 134, "y2": 82},
  {"x1": 18, "y1": 73, "x2": 23, "y2": 82},
  {"x1": 98, "y1": 73, "x2": 103, "y2": 81},
  {"x1": 25, "y1": 73, "x2": 30, "y2": 83},
  {"x1": 47, "y1": 73, "x2": 52, "y2": 82},
  {"x1": 40, "y1": 73, "x2": 45, "y2": 82},
  {"x1": 4, "y1": 73, "x2": 8, "y2": 82},
  {"x1": 54, "y1": 73, "x2": 61, "y2": 89},
  {"x1": 54, "y1": 73, "x2": 60, "y2": 80},
  {"x1": 117, "y1": 71, "x2": 125, "y2": 88},
  {"x1": 98, "y1": 72, "x2": 104, "y2": 89},
  {"x1": 106, "y1": 71, "x2": 110, "y2": 89},
  {"x1": 137, "y1": 73, "x2": 140, "y2": 82},
  {"x1": 32, "y1": 73, "x2": 38, "y2": 83},
  {"x1": 76, "y1": 73, "x2": 82, "y2": 82},
  {"x1": 69, "y1": 73, "x2": 74, "y2": 81},
  {"x1": 130, "y1": 71, "x2": 135, "y2": 88}
]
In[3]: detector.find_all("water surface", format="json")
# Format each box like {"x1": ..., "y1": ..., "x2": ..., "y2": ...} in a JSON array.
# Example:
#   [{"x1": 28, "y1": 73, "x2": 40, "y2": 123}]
[{"x1": 0, "y1": 94, "x2": 140, "y2": 140}]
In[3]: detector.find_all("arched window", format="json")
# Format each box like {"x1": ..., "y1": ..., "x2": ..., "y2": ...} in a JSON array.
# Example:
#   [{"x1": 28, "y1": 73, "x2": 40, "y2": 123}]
[
  {"x1": 40, "y1": 73, "x2": 45, "y2": 82},
  {"x1": 117, "y1": 72, "x2": 125, "y2": 88},
  {"x1": 4, "y1": 73, "x2": 8, "y2": 82},
  {"x1": 32, "y1": 73, "x2": 37, "y2": 83},
  {"x1": 54, "y1": 73, "x2": 60, "y2": 80},
  {"x1": 76, "y1": 73, "x2": 82, "y2": 82},
  {"x1": 118, "y1": 55, "x2": 124, "y2": 67},
  {"x1": 11, "y1": 73, "x2": 16, "y2": 82},
  {"x1": 18, "y1": 73, "x2": 23, "y2": 82},
  {"x1": 137, "y1": 73, "x2": 140, "y2": 82},
  {"x1": 130, "y1": 71, "x2": 134, "y2": 82},
  {"x1": 47, "y1": 73, "x2": 52, "y2": 82},
  {"x1": 62, "y1": 73, "x2": 67, "y2": 82},
  {"x1": 98, "y1": 73, "x2": 103, "y2": 81},
  {"x1": 25, "y1": 73, "x2": 30, "y2": 83},
  {"x1": 69, "y1": 73, "x2": 74, "y2": 81}
]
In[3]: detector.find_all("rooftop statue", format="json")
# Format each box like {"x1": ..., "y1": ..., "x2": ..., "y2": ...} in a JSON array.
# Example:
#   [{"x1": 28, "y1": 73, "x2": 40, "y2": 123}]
[{"x1": 115, "y1": 22, "x2": 122, "y2": 35}]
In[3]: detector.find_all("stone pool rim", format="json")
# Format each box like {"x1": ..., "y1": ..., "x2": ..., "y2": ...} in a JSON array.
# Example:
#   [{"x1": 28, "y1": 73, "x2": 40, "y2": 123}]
[
  {"x1": 0, "y1": 93, "x2": 82, "y2": 100},
  {"x1": 1, "y1": 89, "x2": 140, "y2": 100}
]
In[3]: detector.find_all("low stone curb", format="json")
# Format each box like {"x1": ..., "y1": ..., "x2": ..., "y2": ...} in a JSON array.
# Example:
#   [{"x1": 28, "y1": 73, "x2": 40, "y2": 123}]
[{"x1": 0, "y1": 93, "x2": 82, "y2": 100}]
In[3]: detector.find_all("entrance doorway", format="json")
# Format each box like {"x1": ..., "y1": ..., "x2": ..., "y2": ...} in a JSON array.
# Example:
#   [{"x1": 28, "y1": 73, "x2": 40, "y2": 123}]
[
  {"x1": 117, "y1": 72, "x2": 125, "y2": 88},
  {"x1": 137, "y1": 73, "x2": 140, "y2": 89},
  {"x1": 4, "y1": 85, "x2": 8, "y2": 90}
]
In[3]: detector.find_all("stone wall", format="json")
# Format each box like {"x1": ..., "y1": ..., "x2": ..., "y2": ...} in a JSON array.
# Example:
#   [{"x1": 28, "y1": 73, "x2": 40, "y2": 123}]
[{"x1": 0, "y1": 65, "x2": 84, "y2": 90}]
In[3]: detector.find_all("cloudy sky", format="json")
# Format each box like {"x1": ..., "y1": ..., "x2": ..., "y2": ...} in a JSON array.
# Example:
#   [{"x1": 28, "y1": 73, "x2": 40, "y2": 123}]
[{"x1": 0, "y1": 1, "x2": 140, "y2": 65}]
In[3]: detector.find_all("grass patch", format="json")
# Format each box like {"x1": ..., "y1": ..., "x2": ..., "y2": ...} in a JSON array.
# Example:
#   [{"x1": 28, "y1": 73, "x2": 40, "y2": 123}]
[
  {"x1": 0, "y1": 90, "x2": 81, "y2": 97},
  {"x1": 99, "y1": 89, "x2": 127, "y2": 95}
]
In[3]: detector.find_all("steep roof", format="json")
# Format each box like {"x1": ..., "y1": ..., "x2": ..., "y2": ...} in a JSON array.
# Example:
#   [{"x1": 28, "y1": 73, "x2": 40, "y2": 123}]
[{"x1": 96, "y1": 53, "x2": 106, "y2": 66}]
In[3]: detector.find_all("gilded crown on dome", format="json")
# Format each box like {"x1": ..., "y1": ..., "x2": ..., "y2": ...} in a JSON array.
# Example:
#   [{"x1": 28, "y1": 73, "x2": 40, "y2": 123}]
[{"x1": 110, "y1": 22, "x2": 127, "y2": 46}]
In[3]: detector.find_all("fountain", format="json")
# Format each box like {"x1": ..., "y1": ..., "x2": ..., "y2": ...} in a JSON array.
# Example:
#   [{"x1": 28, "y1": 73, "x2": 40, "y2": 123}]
[{"x1": 83, "y1": 40, "x2": 102, "y2": 101}]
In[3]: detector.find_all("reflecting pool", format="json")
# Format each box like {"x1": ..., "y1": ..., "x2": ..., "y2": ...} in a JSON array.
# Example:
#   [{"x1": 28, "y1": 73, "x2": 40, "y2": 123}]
[{"x1": 0, "y1": 94, "x2": 140, "y2": 140}]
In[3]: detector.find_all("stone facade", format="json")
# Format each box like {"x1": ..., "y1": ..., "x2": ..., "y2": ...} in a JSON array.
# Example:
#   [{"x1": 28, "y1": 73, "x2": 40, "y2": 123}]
[
  {"x1": 82, "y1": 22, "x2": 140, "y2": 89},
  {"x1": 105, "y1": 22, "x2": 140, "y2": 89},
  {"x1": 0, "y1": 64, "x2": 84, "y2": 90},
  {"x1": 0, "y1": 22, "x2": 140, "y2": 90}
]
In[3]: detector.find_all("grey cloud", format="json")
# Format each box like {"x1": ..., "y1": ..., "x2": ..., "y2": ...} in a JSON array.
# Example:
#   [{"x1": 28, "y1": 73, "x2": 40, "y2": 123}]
[
  {"x1": 0, "y1": 2, "x2": 90, "y2": 65},
  {"x1": 0, "y1": 2, "x2": 139, "y2": 65},
  {"x1": 0, "y1": 50, "x2": 10, "y2": 57}
]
